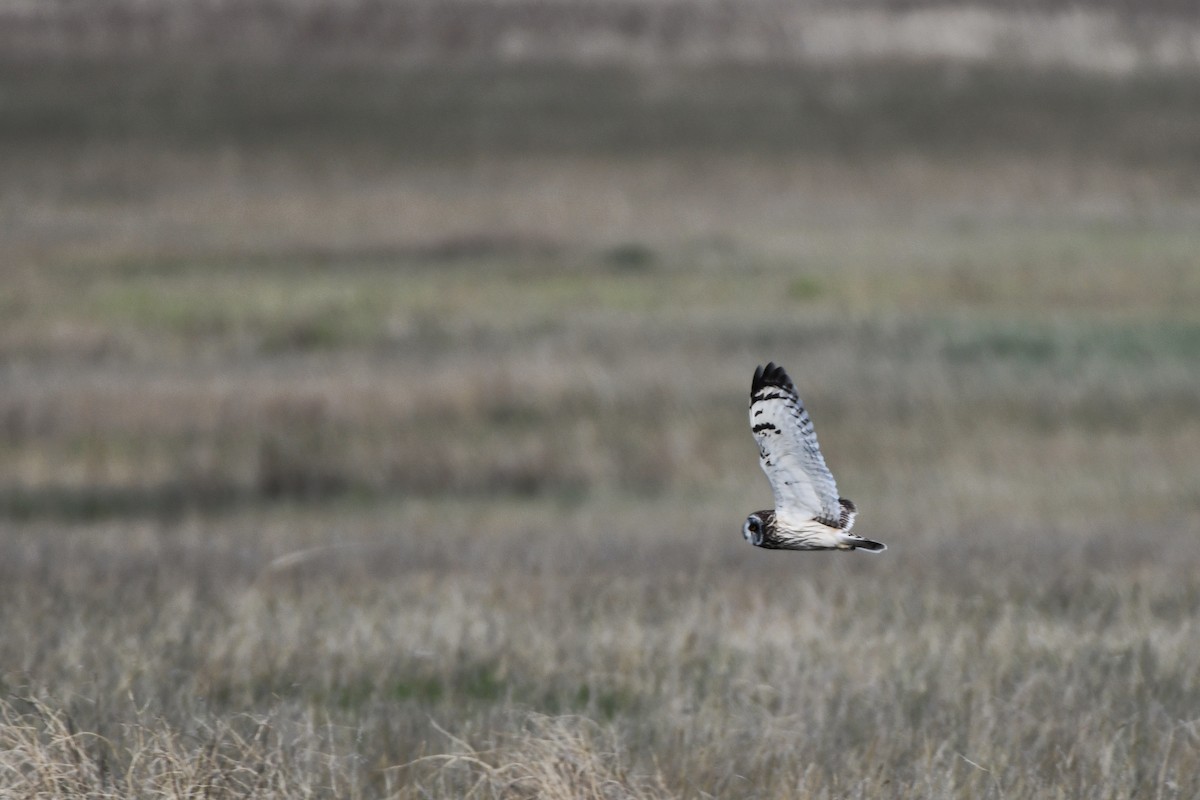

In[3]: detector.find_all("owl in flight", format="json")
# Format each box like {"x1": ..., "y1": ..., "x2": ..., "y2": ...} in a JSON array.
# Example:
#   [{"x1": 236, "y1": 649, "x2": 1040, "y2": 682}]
[{"x1": 743, "y1": 362, "x2": 885, "y2": 553}]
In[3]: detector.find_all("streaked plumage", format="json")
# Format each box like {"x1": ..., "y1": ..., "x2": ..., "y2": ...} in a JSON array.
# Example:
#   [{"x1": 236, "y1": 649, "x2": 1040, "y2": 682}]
[{"x1": 743, "y1": 362, "x2": 885, "y2": 553}]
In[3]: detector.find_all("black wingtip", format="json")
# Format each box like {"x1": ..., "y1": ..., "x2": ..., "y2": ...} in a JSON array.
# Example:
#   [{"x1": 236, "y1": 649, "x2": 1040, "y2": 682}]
[{"x1": 752, "y1": 362, "x2": 794, "y2": 394}]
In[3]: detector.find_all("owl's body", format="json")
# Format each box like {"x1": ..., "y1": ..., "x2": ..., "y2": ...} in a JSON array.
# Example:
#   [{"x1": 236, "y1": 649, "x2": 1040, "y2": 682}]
[{"x1": 743, "y1": 363, "x2": 885, "y2": 553}]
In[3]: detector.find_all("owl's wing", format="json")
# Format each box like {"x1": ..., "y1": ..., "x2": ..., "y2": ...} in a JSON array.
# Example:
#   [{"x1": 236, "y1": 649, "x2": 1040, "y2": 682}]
[{"x1": 749, "y1": 363, "x2": 844, "y2": 527}]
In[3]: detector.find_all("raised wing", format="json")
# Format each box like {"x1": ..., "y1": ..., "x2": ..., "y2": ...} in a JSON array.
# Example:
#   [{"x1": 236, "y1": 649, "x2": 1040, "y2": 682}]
[{"x1": 749, "y1": 362, "x2": 843, "y2": 526}]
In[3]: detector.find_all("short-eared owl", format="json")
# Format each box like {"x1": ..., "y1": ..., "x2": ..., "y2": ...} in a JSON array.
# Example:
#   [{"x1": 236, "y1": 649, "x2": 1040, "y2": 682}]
[{"x1": 743, "y1": 363, "x2": 886, "y2": 553}]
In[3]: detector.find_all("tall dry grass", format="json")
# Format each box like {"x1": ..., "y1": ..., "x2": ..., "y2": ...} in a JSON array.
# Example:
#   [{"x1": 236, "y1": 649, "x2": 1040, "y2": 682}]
[{"x1": 3, "y1": 503, "x2": 1199, "y2": 797}]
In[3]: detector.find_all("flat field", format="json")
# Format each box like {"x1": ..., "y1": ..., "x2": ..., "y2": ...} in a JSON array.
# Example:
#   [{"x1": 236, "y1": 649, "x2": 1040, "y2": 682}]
[{"x1": 2, "y1": 7, "x2": 1200, "y2": 798}]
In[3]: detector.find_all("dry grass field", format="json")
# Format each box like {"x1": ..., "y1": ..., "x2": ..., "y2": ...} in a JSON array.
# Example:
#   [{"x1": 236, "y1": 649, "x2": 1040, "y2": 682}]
[{"x1": 3, "y1": 2, "x2": 1200, "y2": 798}]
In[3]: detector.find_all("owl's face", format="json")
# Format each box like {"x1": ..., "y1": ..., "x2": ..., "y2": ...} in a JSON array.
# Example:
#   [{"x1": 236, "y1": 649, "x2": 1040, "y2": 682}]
[{"x1": 743, "y1": 512, "x2": 768, "y2": 546}]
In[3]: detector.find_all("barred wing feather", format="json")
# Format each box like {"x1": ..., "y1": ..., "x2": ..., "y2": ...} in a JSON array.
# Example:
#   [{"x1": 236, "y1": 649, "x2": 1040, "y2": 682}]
[{"x1": 749, "y1": 363, "x2": 843, "y2": 527}]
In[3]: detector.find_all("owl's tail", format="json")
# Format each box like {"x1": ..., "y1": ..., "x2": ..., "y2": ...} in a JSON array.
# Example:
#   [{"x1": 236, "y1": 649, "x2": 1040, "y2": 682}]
[{"x1": 852, "y1": 538, "x2": 886, "y2": 553}]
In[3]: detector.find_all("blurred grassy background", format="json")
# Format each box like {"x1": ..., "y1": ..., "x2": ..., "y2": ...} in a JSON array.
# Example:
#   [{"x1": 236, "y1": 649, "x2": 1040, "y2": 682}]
[{"x1": 2, "y1": 1, "x2": 1200, "y2": 797}]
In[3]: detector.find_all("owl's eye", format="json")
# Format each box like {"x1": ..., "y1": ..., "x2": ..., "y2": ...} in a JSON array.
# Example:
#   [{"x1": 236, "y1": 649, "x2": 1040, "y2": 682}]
[{"x1": 742, "y1": 515, "x2": 764, "y2": 545}]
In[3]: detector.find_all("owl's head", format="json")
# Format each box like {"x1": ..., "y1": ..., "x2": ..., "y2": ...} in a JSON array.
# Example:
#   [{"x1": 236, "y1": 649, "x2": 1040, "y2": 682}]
[{"x1": 742, "y1": 512, "x2": 770, "y2": 546}]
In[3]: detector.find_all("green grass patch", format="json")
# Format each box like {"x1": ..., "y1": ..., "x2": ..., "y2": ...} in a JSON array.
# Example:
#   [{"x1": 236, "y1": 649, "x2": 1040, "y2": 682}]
[
  {"x1": 391, "y1": 676, "x2": 445, "y2": 705},
  {"x1": 603, "y1": 243, "x2": 657, "y2": 272},
  {"x1": 942, "y1": 320, "x2": 1200, "y2": 366},
  {"x1": 788, "y1": 275, "x2": 823, "y2": 301},
  {"x1": 92, "y1": 272, "x2": 394, "y2": 351}
]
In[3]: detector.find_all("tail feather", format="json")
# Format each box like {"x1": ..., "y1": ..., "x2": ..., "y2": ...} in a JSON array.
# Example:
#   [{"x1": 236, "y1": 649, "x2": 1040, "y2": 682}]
[{"x1": 853, "y1": 538, "x2": 886, "y2": 553}]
